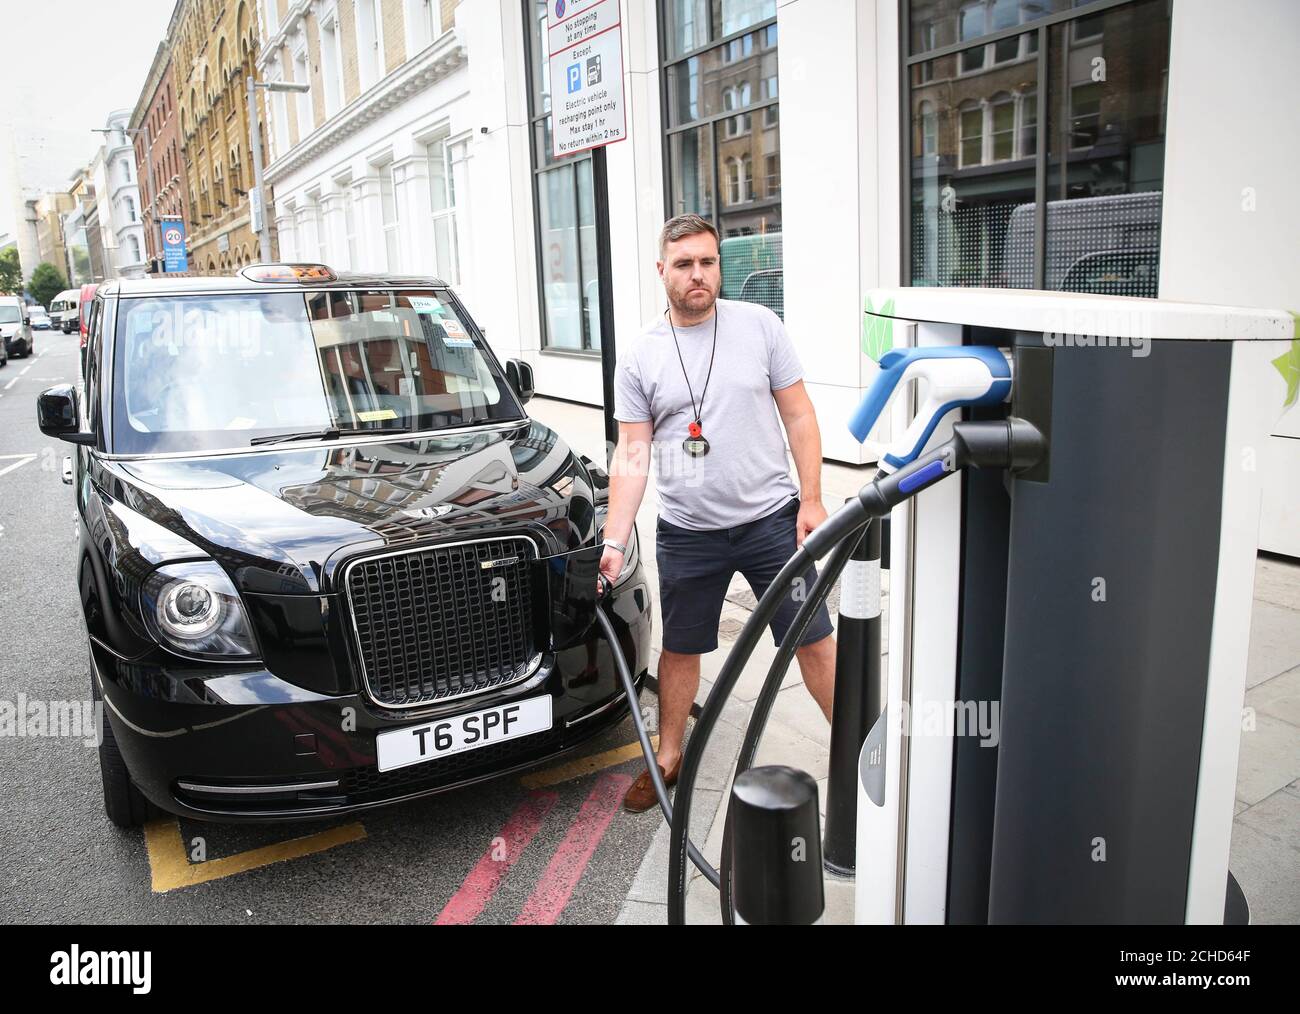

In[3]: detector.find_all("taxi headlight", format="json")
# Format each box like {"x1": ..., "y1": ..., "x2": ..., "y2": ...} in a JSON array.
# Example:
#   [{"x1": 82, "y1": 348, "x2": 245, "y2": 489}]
[{"x1": 141, "y1": 562, "x2": 258, "y2": 658}]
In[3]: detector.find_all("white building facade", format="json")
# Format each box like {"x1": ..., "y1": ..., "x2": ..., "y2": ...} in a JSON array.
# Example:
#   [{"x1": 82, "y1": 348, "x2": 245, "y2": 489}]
[
  {"x1": 259, "y1": 0, "x2": 1298, "y2": 549},
  {"x1": 95, "y1": 111, "x2": 150, "y2": 279}
]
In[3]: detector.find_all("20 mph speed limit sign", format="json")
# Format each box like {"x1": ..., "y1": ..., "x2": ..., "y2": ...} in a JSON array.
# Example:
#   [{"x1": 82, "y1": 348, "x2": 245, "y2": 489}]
[{"x1": 546, "y1": 0, "x2": 627, "y2": 158}]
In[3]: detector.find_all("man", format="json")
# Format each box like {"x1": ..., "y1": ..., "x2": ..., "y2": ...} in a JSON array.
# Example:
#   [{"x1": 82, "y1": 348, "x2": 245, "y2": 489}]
[{"x1": 601, "y1": 213, "x2": 837, "y2": 813}]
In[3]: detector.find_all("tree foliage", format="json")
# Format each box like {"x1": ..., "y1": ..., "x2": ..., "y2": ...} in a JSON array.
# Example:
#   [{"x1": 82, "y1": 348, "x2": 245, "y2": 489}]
[
  {"x1": 28, "y1": 262, "x2": 68, "y2": 308},
  {"x1": 0, "y1": 248, "x2": 22, "y2": 295}
]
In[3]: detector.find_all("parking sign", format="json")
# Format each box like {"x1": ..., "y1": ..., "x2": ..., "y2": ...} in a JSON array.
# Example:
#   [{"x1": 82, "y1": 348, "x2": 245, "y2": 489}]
[{"x1": 546, "y1": 0, "x2": 626, "y2": 158}]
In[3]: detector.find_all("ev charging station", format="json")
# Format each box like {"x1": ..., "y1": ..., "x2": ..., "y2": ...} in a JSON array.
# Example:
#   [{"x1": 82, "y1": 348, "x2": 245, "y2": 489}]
[
  {"x1": 851, "y1": 288, "x2": 1295, "y2": 925},
  {"x1": 602, "y1": 284, "x2": 1292, "y2": 926}
]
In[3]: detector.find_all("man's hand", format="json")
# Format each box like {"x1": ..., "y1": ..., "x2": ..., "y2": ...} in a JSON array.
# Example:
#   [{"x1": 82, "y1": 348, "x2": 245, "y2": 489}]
[
  {"x1": 598, "y1": 545, "x2": 625, "y2": 590},
  {"x1": 796, "y1": 498, "x2": 828, "y2": 547}
]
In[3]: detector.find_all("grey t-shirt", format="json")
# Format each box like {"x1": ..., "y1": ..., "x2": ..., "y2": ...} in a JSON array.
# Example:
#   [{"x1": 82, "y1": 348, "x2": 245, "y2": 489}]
[{"x1": 613, "y1": 298, "x2": 803, "y2": 531}]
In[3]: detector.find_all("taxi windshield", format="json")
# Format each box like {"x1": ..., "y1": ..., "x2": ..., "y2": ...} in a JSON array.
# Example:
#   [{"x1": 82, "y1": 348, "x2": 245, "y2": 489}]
[{"x1": 110, "y1": 289, "x2": 522, "y2": 455}]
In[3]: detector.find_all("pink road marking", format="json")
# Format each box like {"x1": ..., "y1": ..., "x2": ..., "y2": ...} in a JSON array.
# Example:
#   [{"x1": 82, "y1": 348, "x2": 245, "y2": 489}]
[
  {"x1": 435, "y1": 789, "x2": 560, "y2": 925},
  {"x1": 514, "y1": 772, "x2": 633, "y2": 925}
]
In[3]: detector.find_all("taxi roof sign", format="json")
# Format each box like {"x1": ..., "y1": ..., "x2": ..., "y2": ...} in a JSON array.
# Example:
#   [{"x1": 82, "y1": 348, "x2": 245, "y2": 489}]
[{"x1": 240, "y1": 263, "x2": 337, "y2": 283}]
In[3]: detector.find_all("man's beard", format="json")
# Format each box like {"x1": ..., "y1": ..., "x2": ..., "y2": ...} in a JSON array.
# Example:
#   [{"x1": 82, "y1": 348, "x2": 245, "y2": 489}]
[{"x1": 667, "y1": 280, "x2": 718, "y2": 320}]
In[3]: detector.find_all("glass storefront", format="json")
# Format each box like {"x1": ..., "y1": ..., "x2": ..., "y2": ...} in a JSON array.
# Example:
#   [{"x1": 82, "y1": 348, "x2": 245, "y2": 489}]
[
  {"x1": 905, "y1": 0, "x2": 1170, "y2": 296},
  {"x1": 526, "y1": 0, "x2": 603, "y2": 352},
  {"x1": 662, "y1": 1, "x2": 784, "y2": 318}
]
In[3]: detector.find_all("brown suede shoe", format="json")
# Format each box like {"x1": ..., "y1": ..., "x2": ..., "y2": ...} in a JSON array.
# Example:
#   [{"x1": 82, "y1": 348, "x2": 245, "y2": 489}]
[{"x1": 623, "y1": 757, "x2": 682, "y2": 813}]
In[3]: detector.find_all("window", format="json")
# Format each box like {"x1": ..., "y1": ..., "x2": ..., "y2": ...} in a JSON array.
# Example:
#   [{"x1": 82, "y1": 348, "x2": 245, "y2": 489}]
[
  {"x1": 920, "y1": 101, "x2": 938, "y2": 156},
  {"x1": 125, "y1": 196, "x2": 137, "y2": 223},
  {"x1": 378, "y1": 162, "x2": 399, "y2": 271},
  {"x1": 340, "y1": 177, "x2": 358, "y2": 270},
  {"x1": 293, "y1": 47, "x2": 312, "y2": 138},
  {"x1": 990, "y1": 94, "x2": 1015, "y2": 162},
  {"x1": 906, "y1": 0, "x2": 1170, "y2": 297},
  {"x1": 765, "y1": 153, "x2": 780, "y2": 198},
  {"x1": 1068, "y1": 82, "x2": 1102, "y2": 150},
  {"x1": 1019, "y1": 90, "x2": 1037, "y2": 159},
  {"x1": 406, "y1": 0, "x2": 438, "y2": 53},
  {"x1": 110, "y1": 290, "x2": 518, "y2": 456},
  {"x1": 426, "y1": 132, "x2": 461, "y2": 284},
  {"x1": 959, "y1": 3, "x2": 986, "y2": 72},
  {"x1": 525, "y1": 1, "x2": 605, "y2": 351},
  {"x1": 1071, "y1": 0, "x2": 1105, "y2": 41},
  {"x1": 268, "y1": 71, "x2": 289, "y2": 158},
  {"x1": 308, "y1": 192, "x2": 327, "y2": 262},
  {"x1": 663, "y1": 0, "x2": 783, "y2": 318},
  {"x1": 357, "y1": 0, "x2": 383, "y2": 90},
  {"x1": 959, "y1": 102, "x2": 983, "y2": 167},
  {"x1": 127, "y1": 235, "x2": 141, "y2": 263},
  {"x1": 723, "y1": 85, "x2": 751, "y2": 137},
  {"x1": 320, "y1": 14, "x2": 343, "y2": 116}
]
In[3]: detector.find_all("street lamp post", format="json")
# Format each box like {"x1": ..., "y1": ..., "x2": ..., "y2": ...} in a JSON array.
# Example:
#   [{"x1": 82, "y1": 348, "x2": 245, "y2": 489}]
[{"x1": 247, "y1": 76, "x2": 310, "y2": 264}]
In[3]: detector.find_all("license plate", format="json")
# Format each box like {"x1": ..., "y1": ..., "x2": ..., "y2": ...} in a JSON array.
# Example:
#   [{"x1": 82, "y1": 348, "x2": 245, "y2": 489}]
[{"x1": 375, "y1": 696, "x2": 553, "y2": 773}]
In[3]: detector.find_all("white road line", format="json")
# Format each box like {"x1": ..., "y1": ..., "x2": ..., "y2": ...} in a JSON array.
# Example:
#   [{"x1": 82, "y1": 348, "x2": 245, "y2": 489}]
[
  {"x1": 19, "y1": 364, "x2": 32, "y2": 375},
  {"x1": 0, "y1": 455, "x2": 37, "y2": 479},
  {"x1": 3, "y1": 377, "x2": 17, "y2": 390}
]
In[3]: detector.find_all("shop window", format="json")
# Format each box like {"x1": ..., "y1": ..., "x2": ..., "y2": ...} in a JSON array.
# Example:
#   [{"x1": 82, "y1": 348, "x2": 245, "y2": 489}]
[
  {"x1": 906, "y1": 0, "x2": 1168, "y2": 297},
  {"x1": 525, "y1": 1, "x2": 603, "y2": 352},
  {"x1": 662, "y1": 1, "x2": 783, "y2": 318}
]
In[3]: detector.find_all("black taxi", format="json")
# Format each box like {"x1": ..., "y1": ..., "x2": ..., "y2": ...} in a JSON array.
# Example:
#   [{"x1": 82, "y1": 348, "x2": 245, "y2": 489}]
[{"x1": 37, "y1": 264, "x2": 650, "y2": 825}]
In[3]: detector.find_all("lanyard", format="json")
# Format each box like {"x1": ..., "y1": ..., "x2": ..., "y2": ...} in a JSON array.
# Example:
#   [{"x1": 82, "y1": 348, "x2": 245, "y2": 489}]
[{"x1": 667, "y1": 306, "x2": 718, "y2": 437}]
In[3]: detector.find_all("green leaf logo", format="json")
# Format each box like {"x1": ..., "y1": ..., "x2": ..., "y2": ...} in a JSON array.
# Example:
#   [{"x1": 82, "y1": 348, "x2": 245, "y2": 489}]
[
  {"x1": 1273, "y1": 333, "x2": 1299, "y2": 411},
  {"x1": 862, "y1": 296, "x2": 895, "y2": 362}
]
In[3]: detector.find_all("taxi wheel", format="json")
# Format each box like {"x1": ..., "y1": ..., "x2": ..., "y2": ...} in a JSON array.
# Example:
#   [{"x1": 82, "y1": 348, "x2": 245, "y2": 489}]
[{"x1": 91, "y1": 657, "x2": 155, "y2": 828}]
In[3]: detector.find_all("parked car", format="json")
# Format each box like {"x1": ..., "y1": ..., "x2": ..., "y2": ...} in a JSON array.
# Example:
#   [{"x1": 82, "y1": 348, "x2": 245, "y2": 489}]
[
  {"x1": 0, "y1": 295, "x2": 35, "y2": 358},
  {"x1": 50, "y1": 288, "x2": 80, "y2": 333},
  {"x1": 38, "y1": 264, "x2": 650, "y2": 827},
  {"x1": 0, "y1": 329, "x2": 8, "y2": 368},
  {"x1": 29, "y1": 306, "x2": 52, "y2": 330}
]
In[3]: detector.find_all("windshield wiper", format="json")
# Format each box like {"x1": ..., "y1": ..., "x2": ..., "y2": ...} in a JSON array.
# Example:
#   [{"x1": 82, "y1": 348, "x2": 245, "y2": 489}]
[{"x1": 250, "y1": 426, "x2": 412, "y2": 446}]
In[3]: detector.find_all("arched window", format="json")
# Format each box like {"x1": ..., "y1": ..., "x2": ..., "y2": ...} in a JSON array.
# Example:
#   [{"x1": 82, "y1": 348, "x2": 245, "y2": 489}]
[
  {"x1": 127, "y1": 235, "x2": 141, "y2": 262},
  {"x1": 958, "y1": 100, "x2": 983, "y2": 168}
]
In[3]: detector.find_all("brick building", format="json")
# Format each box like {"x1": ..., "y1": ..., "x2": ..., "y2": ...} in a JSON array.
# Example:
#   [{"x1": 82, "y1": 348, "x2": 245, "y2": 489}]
[
  {"x1": 130, "y1": 2, "x2": 191, "y2": 271},
  {"x1": 172, "y1": 0, "x2": 268, "y2": 273}
]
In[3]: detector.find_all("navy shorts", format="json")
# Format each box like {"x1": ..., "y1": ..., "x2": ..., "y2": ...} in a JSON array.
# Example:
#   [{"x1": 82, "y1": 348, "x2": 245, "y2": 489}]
[{"x1": 655, "y1": 496, "x2": 835, "y2": 655}]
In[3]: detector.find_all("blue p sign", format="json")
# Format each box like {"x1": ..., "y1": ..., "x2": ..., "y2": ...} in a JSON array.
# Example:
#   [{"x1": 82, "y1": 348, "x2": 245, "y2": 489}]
[{"x1": 567, "y1": 63, "x2": 582, "y2": 93}]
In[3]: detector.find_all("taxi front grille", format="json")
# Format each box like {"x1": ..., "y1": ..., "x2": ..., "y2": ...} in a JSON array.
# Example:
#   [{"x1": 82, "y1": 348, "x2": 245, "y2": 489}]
[{"x1": 344, "y1": 537, "x2": 538, "y2": 708}]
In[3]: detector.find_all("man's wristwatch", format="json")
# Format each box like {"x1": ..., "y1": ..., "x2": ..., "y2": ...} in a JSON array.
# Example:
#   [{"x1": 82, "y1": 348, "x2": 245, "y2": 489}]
[{"x1": 603, "y1": 539, "x2": 628, "y2": 555}]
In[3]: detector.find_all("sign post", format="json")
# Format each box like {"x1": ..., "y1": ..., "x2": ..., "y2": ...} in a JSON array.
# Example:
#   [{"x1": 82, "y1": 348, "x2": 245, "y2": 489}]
[{"x1": 545, "y1": 0, "x2": 626, "y2": 458}]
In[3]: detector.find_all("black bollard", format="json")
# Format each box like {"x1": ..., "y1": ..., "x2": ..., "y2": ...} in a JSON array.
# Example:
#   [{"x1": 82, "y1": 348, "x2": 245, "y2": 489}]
[
  {"x1": 822, "y1": 516, "x2": 883, "y2": 876},
  {"x1": 729, "y1": 766, "x2": 825, "y2": 925}
]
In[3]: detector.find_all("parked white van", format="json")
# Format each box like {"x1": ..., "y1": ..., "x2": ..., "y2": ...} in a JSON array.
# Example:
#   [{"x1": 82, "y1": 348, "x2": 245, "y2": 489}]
[{"x1": 49, "y1": 289, "x2": 81, "y2": 333}]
